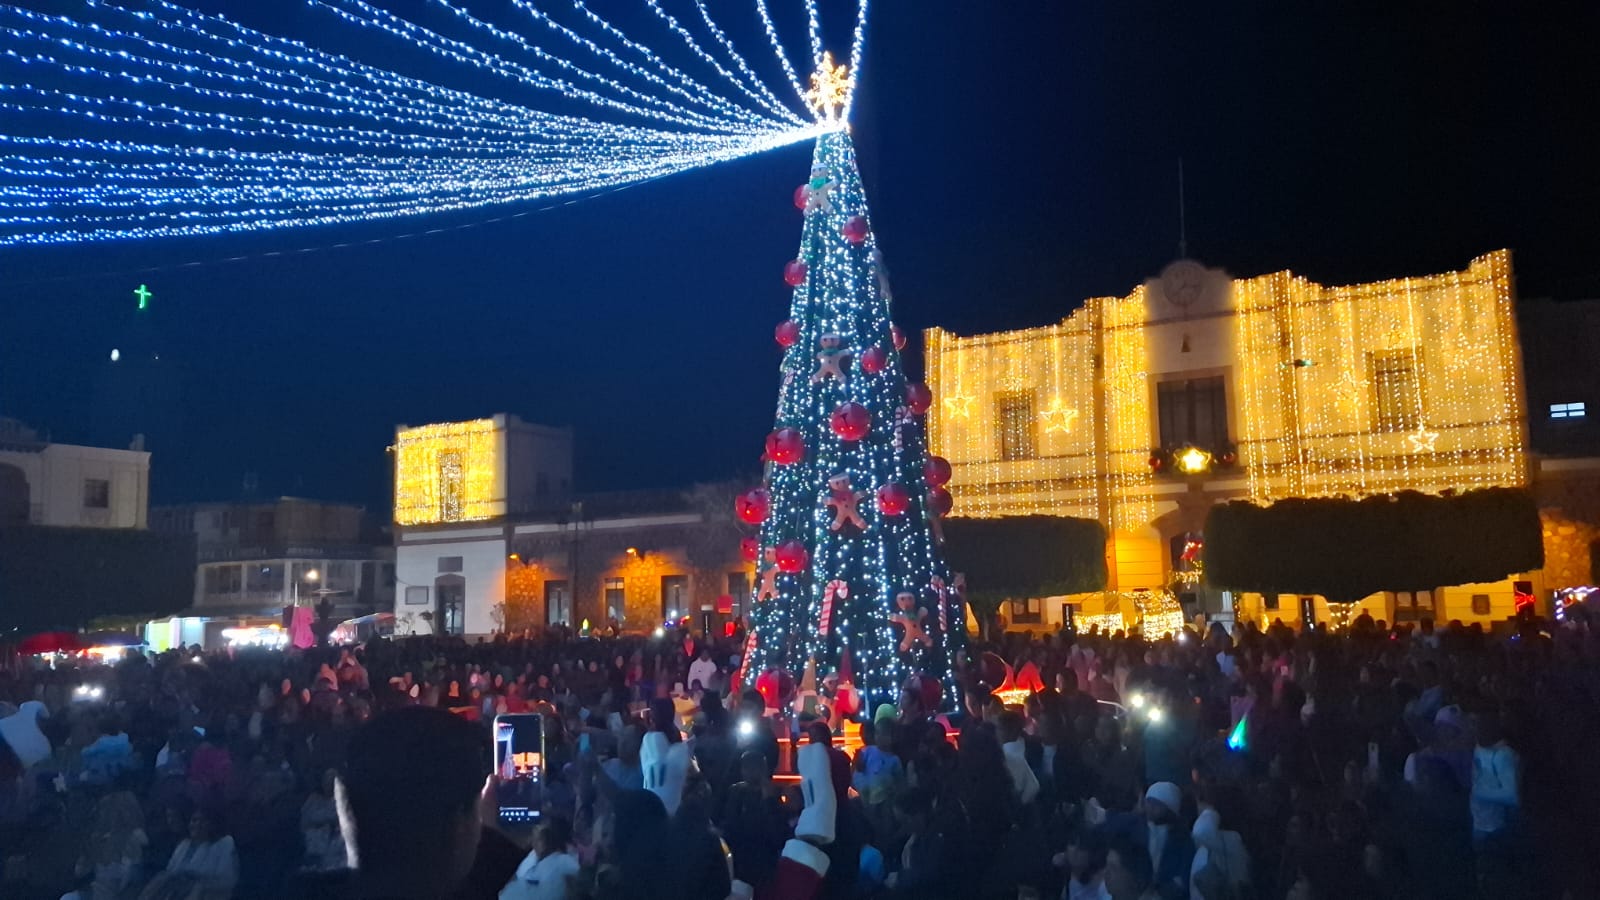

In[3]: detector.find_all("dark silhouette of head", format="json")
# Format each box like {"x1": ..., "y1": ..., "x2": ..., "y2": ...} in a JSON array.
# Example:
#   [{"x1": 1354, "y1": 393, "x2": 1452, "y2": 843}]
[{"x1": 336, "y1": 706, "x2": 489, "y2": 896}]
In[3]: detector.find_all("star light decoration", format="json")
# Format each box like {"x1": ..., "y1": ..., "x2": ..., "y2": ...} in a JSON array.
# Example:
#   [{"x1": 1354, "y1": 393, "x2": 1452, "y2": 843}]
[
  {"x1": 1039, "y1": 400, "x2": 1080, "y2": 434},
  {"x1": 1407, "y1": 428, "x2": 1440, "y2": 453},
  {"x1": 805, "y1": 52, "x2": 852, "y2": 124},
  {"x1": 943, "y1": 392, "x2": 976, "y2": 419}
]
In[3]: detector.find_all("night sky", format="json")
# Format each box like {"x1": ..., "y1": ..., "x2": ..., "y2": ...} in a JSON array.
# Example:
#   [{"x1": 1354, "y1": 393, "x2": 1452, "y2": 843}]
[{"x1": 2, "y1": 1, "x2": 1597, "y2": 512}]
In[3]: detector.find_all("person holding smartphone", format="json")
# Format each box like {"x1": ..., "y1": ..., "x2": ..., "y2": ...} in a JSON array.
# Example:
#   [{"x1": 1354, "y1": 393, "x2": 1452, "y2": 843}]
[{"x1": 291, "y1": 707, "x2": 524, "y2": 900}]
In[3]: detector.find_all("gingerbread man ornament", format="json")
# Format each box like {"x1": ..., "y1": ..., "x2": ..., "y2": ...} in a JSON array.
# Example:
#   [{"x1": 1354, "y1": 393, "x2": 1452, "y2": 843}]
[
  {"x1": 825, "y1": 474, "x2": 868, "y2": 532},
  {"x1": 757, "y1": 548, "x2": 780, "y2": 602},
  {"x1": 891, "y1": 591, "x2": 933, "y2": 652},
  {"x1": 812, "y1": 333, "x2": 851, "y2": 384}
]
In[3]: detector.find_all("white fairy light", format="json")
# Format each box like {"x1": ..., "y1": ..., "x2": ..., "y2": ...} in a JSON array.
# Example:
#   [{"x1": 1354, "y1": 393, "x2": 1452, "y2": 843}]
[{"x1": 0, "y1": 0, "x2": 867, "y2": 246}]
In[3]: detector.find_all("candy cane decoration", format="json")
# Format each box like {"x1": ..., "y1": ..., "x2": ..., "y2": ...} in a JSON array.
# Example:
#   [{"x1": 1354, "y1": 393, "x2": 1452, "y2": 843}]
[
  {"x1": 930, "y1": 576, "x2": 949, "y2": 634},
  {"x1": 821, "y1": 580, "x2": 847, "y2": 635},
  {"x1": 734, "y1": 629, "x2": 758, "y2": 689}
]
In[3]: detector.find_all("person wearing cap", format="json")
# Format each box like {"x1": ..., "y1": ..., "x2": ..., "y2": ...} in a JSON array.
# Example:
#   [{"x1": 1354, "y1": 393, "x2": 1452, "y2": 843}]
[{"x1": 1100, "y1": 781, "x2": 1194, "y2": 899}]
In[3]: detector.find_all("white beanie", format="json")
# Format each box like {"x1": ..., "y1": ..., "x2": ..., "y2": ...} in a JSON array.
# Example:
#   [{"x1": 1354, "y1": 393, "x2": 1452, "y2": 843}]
[
  {"x1": 1145, "y1": 780, "x2": 1182, "y2": 816},
  {"x1": 0, "y1": 701, "x2": 51, "y2": 770}
]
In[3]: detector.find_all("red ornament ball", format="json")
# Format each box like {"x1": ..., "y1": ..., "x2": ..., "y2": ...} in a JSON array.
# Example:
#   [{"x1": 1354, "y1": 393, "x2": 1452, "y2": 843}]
[
  {"x1": 924, "y1": 455, "x2": 952, "y2": 487},
  {"x1": 740, "y1": 537, "x2": 760, "y2": 563},
  {"x1": 876, "y1": 482, "x2": 911, "y2": 516},
  {"x1": 783, "y1": 260, "x2": 808, "y2": 287},
  {"x1": 765, "y1": 428, "x2": 805, "y2": 465},
  {"x1": 1148, "y1": 453, "x2": 1165, "y2": 471},
  {"x1": 735, "y1": 487, "x2": 770, "y2": 525},
  {"x1": 775, "y1": 319, "x2": 801, "y2": 347},
  {"x1": 860, "y1": 346, "x2": 888, "y2": 375},
  {"x1": 905, "y1": 383, "x2": 933, "y2": 415},
  {"x1": 928, "y1": 486, "x2": 954, "y2": 518},
  {"x1": 890, "y1": 323, "x2": 907, "y2": 351},
  {"x1": 830, "y1": 402, "x2": 871, "y2": 441},
  {"x1": 793, "y1": 185, "x2": 809, "y2": 210},
  {"x1": 774, "y1": 539, "x2": 809, "y2": 574},
  {"x1": 841, "y1": 216, "x2": 869, "y2": 244}
]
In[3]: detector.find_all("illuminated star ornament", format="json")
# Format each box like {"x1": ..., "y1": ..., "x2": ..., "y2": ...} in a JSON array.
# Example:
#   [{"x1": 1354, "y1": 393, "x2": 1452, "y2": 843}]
[
  {"x1": 0, "y1": 0, "x2": 872, "y2": 246},
  {"x1": 943, "y1": 392, "x2": 976, "y2": 419},
  {"x1": 805, "y1": 52, "x2": 853, "y2": 125},
  {"x1": 1039, "y1": 400, "x2": 1080, "y2": 434},
  {"x1": 1407, "y1": 428, "x2": 1440, "y2": 453}
]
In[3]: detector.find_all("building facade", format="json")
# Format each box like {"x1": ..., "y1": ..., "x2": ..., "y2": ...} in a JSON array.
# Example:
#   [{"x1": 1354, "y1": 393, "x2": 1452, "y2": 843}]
[
  {"x1": 393, "y1": 415, "x2": 574, "y2": 526},
  {"x1": 0, "y1": 418, "x2": 150, "y2": 529},
  {"x1": 391, "y1": 415, "x2": 748, "y2": 636},
  {"x1": 149, "y1": 497, "x2": 394, "y2": 645},
  {"x1": 925, "y1": 251, "x2": 1594, "y2": 628}
]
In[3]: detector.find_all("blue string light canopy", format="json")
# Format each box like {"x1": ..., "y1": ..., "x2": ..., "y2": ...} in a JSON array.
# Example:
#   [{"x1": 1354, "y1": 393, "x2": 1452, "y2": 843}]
[{"x1": 0, "y1": 0, "x2": 868, "y2": 246}]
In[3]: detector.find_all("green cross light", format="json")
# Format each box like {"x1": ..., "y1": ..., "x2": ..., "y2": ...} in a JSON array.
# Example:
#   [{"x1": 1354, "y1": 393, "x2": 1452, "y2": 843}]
[{"x1": 134, "y1": 284, "x2": 151, "y2": 310}]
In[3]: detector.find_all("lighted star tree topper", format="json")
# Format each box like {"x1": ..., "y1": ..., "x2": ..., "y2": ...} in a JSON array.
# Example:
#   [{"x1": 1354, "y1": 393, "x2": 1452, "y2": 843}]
[
  {"x1": 738, "y1": 56, "x2": 964, "y2": 712},
  {"x1": 0, "y1": 0, "x2": 869, "y2": 246}
]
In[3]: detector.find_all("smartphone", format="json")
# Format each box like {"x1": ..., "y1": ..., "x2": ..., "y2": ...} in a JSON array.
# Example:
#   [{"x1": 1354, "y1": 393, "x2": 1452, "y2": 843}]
[{"x1": 492, "y1": 714, "x2": 545, "y2": 826}]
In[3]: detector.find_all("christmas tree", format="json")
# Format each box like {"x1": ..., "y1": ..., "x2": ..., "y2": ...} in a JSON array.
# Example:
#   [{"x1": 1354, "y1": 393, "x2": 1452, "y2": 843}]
[{"x1": 737, "y1": 65, "x2": 964, "y2": 712}]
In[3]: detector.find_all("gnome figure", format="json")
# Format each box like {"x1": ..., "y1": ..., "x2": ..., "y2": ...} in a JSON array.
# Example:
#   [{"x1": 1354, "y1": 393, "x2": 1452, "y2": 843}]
[
  {"x1": 765, "y1": 742, "x2": 838, "y2": 900},
  {"x1": 640, "y1": 730, "x2": 693, "y2": 817}
]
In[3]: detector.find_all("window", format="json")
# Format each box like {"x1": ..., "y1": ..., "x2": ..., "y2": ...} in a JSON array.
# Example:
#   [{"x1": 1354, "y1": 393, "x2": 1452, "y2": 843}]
[
  {"x1": 1392, "y1": 590, "x2": 1435, "y2": 623},
  {"x1": 247, "y1": 564, "x2": 284, "y2": 595},
  {"x1": 1009, "y1": 597, "x2": 1042, "y2": 625},
  {"x1": 1551, "y1": 402, "x2": 1586, "y2": 419},
  {"x1": 1368, "y1": 349, "x2": 1423, "y2": 431},
  {"x1": 1471, "y1": 593, "x2": 1491, "y2": 616},
  {"x1": 995, "y1": 390, "x2": 1037, "y2": 461},
  {"x1": 662, "y1": 575, "x2": 690, "y2": 619},
  {"x1": 545, "y1": 580, "x2": 571, "y2": 626},
  {"x1": 1263, "y1": 593, "x2": 1280, "y2": 611},
  {"x1": 438, "y1": 450, "x2": 464, "y2": 521},
  {"x1": 435, "y1": 575, "x2": 466, "y2": 635},
  {"x1": 1298, "y1": 596, "x2": 1317, "y2": 627},
  {"x1": 438, "y1": 556, "x2": 464, "y2": 573},
  {"x1": 83, "y1": 478, "x2": 110, "y2": 509},
  {"x1": 404, "y1": 585, "x2": 430, "y2": 606},
  {"x1": 604, "y1": 578, "x2": 626, "y2": 624},
  {"x1": 727, "y1": 572, "x2": 750, "y2": 614},
  {"x1": 203, "y1": 566, "x2": 241, "y2": 596},
  {"x1": 1156, "y1": 376, "x2": 1229, "y2": 449}
]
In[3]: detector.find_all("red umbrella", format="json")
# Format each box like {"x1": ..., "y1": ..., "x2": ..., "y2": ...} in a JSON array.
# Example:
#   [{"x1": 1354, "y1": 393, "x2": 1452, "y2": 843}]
[{"x1": 17, "y1": 631, "x2": 83, "y2": 655}]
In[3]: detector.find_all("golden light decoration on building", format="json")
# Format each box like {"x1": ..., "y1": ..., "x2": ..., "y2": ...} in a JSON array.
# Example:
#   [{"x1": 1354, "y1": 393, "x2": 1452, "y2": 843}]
[
  {"x1": 925, "y1": 251, "x2": 1527, "y2": 537},
  {"x1": 1039, "y1": 399, "x2": 1080, "y2": 434},
  {"x1": 1175, "y1": 446, "x2": 1212, "y2": 475},
  {"x1": 1077, "y1": 612, "x2": 1127, "y2": 635},
  {"x1": 1130, "y1": 588, "x2": 1184, "y2": 639},
  {"x1": 393, "y1": 418, "x2": 503, "y2": 525}
]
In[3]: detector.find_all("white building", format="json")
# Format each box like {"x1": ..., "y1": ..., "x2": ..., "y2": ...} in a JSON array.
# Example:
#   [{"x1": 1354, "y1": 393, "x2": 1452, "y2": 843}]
[
  {"x1": 391, "y1": 414, "x2": 573, "y2": 635},
  {"x1": 149, "y1": 497, "x2": 395, "y2": 648},
  {"x1": 0, "y1": 418, "x2": 149, "y2": 529}
]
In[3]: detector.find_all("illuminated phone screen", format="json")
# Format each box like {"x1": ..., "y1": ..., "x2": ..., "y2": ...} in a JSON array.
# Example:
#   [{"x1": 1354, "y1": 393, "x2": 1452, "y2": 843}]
[{"x1": 493, "y1": 714, "x2": 545, "y2": 824}]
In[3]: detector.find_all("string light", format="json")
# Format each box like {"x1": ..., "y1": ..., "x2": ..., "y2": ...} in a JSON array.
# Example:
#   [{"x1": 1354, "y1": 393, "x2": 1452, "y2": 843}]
[
  {"x1": 0, "y1": 0, "x2": 866, "y2": 245},
  {"x1": 393, "y1": 418, "x2": 504, "y2": 526},
  {"x1": 927, "y1": 251, "x2": 1526, "y2": 583}
]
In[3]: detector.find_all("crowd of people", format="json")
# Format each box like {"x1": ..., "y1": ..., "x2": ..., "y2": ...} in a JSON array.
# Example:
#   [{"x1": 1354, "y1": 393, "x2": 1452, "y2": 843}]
[{"x1": 0, "y1": 607, "x2": 1597, "y2": 900}]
